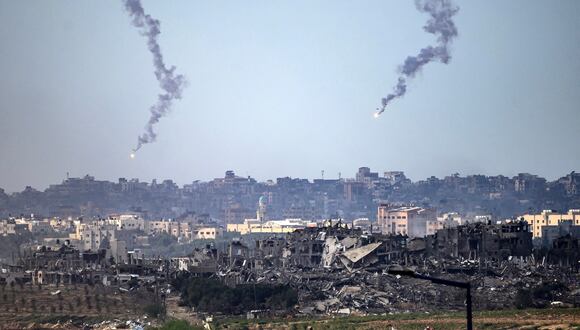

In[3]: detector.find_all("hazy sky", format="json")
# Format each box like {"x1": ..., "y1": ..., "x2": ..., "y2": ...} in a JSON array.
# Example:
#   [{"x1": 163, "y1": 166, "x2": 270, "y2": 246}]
[{"x1": 0, "y1": 1, "x2": 579, "y2": 192}]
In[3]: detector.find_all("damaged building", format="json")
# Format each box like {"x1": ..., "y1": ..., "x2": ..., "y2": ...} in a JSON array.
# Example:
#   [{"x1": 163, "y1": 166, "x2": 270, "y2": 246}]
[
  {"x1": 195, "y1": 218, "x2": 573, "y2": 317},
  {"x1": 434, "y1": 220, "x2": 533, "y2": 261}
]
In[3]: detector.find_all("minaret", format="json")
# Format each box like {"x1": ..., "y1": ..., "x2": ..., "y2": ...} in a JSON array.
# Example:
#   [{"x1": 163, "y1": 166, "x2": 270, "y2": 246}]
[{"x1": 257, "y1": 196, "x2": 267, "y2": 222}]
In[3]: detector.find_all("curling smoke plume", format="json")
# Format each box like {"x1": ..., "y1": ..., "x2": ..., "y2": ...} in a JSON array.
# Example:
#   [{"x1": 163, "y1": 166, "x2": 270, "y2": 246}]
[
  {"x1": 122, "y1": 0, "x2": 187, "y2": 152},
  {"x1": 376, "y1": 0, "x2": 458, "y2": 117}
]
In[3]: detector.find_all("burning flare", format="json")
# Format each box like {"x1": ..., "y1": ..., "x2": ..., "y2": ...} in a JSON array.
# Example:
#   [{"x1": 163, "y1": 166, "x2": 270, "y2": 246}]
[
  {"x1": 122, "y1": 0, "x2": 187, "y2": 153},
  {"x1": 376, "y1": 0, "x2": 459, "y2": 117}
]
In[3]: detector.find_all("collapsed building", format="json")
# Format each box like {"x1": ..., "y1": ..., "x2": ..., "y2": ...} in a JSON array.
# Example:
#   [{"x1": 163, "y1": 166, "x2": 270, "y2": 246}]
[
  {"x1": 248, "y1": 221, "x2": 408, "y2": 271},
  {"x1": 202, "y1": 219, "x2": 578, "y2": 316},
  {"x1": 434, "y1": 220, "x2": 533, "y2": 261},
  {"x1": 0, "y1": 213, "x2": 576, "y2": 319},
  {"x1": 546, "y1": 234, "x2": 580, "y2": 270},
  {"x1": 243, "y1": 220, "x2": 534, "y2": 272}
]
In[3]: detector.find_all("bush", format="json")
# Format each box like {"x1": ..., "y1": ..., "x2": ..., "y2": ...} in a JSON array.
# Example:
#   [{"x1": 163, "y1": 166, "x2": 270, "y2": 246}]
[
  {"x1": 532, "y1": 281, "x2": 568, "y2": 301},
  {"x1": 152, "y1": 319, "x2": 203, "y2": 330},
  {"x1": 515, "y1": 281, "x2": 569, "y2": 309},
  {"x1": 515, "y1": 288, "x2": 533, "y2": 309},
  {"x1": 180, "y1": 277, "x2": 297, "y2": 314},
  {"x1": 144, "y1": 302, "x2": 166, "y2": 318}
]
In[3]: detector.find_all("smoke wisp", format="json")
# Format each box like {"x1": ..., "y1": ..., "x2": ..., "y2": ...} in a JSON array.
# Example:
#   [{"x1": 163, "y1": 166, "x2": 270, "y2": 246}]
[
  {"x1": 376, "y1": 0, "x2": 458, "y2": 117},
  {"x1": 122, "y1": 0, "x2": 187, "y2": 152}
]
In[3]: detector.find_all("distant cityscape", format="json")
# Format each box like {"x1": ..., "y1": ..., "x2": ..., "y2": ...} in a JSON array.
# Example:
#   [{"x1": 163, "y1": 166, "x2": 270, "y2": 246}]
[
  {"x1": 0, "y1": 167, "x2": 579, "y2": 328},
  {"x1": 1, "y1": 168, "x2": 579, "y2": 222}
]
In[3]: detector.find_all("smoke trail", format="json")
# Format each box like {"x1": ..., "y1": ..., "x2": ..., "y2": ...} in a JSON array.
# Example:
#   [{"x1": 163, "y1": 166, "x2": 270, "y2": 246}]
[
  {"x1": 375, "y1": 0, "x2": 458, "y2": 117},
  {"x1": 122, "y1": 0, "x2": 187, "y2": 152}
]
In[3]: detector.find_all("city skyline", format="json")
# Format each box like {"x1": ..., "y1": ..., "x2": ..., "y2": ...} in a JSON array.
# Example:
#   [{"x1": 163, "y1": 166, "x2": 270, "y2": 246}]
[
  {"x1": 1, "y1": 167, "x2": 578, "y2": 193},
  {"x1": 1, "y1": 1, "x2": 579, "y2": 192},
  {"x1": 0, "y1": 1, "x2": 578, "y2": 327}
]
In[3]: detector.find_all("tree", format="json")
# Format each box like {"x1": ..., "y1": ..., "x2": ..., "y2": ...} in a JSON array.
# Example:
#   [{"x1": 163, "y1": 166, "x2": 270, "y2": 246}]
[{"x1": 515, "y1": 289, "x2": 532, "y2": 309}]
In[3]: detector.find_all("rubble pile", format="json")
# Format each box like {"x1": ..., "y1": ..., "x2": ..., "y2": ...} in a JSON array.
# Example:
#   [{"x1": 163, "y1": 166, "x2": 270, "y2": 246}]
[{"x1": 207, "y1": 222, "x2": 579, "y2": 316}]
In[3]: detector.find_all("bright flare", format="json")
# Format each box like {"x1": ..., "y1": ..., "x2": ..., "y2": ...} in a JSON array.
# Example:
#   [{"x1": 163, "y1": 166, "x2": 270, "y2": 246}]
[
  {"x1": 130, "y1": 153, "x2": 136, "y2": 159},
  {"x1": 373, "y1": 112, "x2": 380, "y2": 119}
]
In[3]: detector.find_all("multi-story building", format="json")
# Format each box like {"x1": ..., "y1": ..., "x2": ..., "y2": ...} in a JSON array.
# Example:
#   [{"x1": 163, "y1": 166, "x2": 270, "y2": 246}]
[
  {"x1": 343, "y1": 180, "x2": 367, "y2": 202},
  {"x1": 48, "y1": 218, "x2": 76, "y2": 232},
  {"x1": 540, "y1": 220, "x2": 580, "y2": 248},
  {"x1": 355, "y1": 167, "x2": 379, "y2": 186},
  {"x1": 0, "y1": 219, "x2": 16, "y2": 236},
  {"x1": 145, "y1": 219, "x2": 222, "y2": 241},
  {"x1": 426, "y1": 219, "x2": 445, "y2": 236},
  {"x1": 26, "y1": 219, "x2": 54, "y2": 235},
  {"x1": 194, "y1": 227, "x2": 223, "y2": 239},
  {"x1": 437, "y1": 212, "x2": 463, "y2": 228},
  {"x1": 223, "y1": 203, "x2": 255, "y2": 225},
  {"x1": 74, "y1": 221, "x2": 117, "y2": 251},
  {"x1": 352, "y1": 218, "x2": 372, "y2": 233},
  {"x1": 145, "y1": 219, "x2": 172, "y2": 235},
  {"x1": 514, "y1": 173, "x2": 547, "y2": 194},
  {"x1": 106, "y1": 214, "x2": 145, "y2": 231},
  {"x1": 383, "y1": 171, "x2": 408, "y2": 185},
  {"x1": 377, "y1": 204, "x2": 437, "y2": 237},
  {"x1": 226, "y1": 218, "x2": 316, "y2": 235},
  {"x1": 146, "y1": 219, "x2": 190, "y2": 239},
  {"x1": 435, "y1": 220, "x2": 533, "y2": 260},
  {"x1": 521, "y1": 209, "x2": 580, "y2": 238},
  {"x1": 70, "y1": 218, "x2": 146, "y2": 259},
  {"x1": 0, "y1": 219, "x2": 28, "y2": 236}
]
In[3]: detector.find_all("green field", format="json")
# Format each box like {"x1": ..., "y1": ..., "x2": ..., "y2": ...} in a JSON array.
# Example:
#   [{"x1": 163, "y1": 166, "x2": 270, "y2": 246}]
[{"x1": 212, "y1": 308, "x2": 580, "y2": 330}]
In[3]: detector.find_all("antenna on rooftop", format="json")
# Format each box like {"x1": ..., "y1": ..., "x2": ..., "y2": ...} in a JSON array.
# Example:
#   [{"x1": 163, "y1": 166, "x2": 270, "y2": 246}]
[{"x1": 321, "y1": 170, "x2": 325, "y2": 180}]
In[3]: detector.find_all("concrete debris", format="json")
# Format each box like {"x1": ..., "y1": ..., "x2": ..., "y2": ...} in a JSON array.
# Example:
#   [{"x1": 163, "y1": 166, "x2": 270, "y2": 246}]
[
  {"x1": 210, "y1": 221, "x2": 578, "y2": 316},
  {"x1": 0, "y1": 217, "x2": 576, "y2": 324}
]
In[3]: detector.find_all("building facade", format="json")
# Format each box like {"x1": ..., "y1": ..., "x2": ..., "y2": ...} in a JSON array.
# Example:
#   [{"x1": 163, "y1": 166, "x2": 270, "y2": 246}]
[
  {"x1": 377, "y1": 204, "x2": 437, "y2": 237},
  {"x1": 521, "y1": 209, "x2": 580, "y2": 238}
]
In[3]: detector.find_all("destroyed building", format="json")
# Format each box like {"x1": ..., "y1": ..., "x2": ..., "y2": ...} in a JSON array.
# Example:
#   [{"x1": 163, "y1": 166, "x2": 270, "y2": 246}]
[
  {"x1": 171, "y1": 245, "x2": 218, "y2": 274},
  {"x1": 235, "y1": 220, "x2": 535, "y2": 273},
  {"x1": 249, "y1": 221, "x2": 409, "y2": 271},
  {"x1": 201, "y1": 218, "x2": 576, "y2": 317},
  {"x1": 434, "y1": 220, "x2": 533, "y2": 261},
  {"x1": 547, "y1": 235, "x2": 579, "y2": 269}
]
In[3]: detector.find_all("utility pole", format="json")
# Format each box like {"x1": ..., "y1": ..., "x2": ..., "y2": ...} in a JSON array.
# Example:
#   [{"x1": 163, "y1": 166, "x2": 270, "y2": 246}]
[{"x1": 388, "y1": 268, "x2": 473, "y2": 330}]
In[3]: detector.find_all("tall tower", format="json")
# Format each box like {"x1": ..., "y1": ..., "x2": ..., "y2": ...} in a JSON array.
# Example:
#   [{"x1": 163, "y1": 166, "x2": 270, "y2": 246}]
[{"x1": 257, "y1": 196, "x2": 267, "y2": 222}]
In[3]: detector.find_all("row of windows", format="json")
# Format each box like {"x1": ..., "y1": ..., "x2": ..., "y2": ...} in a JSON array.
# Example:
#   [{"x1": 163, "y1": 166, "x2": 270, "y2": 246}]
[{"x1": 381, "y1": 215, "x2": 407, "y2": 220}]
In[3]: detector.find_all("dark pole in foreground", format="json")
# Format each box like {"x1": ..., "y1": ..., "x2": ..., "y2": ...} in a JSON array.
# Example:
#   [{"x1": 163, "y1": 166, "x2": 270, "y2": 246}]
[
  {"x1": 466, "y1": 282, "x2": 472, "y2": 330},
  {"x1": 388, "y1": 269, "x2": 473, "y2": 330}
]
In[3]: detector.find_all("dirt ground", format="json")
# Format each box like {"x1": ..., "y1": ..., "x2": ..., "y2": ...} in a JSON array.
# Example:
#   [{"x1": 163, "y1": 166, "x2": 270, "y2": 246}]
[
  {"x1": 0, "y1": 283, "x2": 156, "y2": 329},
  {"x1": 165, "y1": 293, "x2": 203, "y2": 326},
  {"x1": 219, "y1": 308, "x2": 580, "y2": 330},
  {"x1": 361, "y1": 314, "x2": 580, "y2": 330}
]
